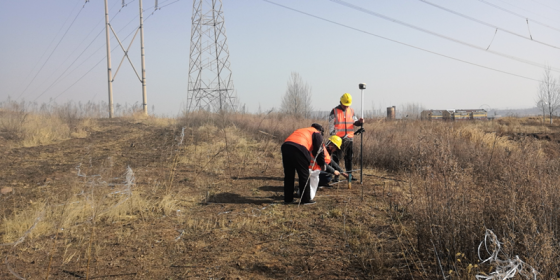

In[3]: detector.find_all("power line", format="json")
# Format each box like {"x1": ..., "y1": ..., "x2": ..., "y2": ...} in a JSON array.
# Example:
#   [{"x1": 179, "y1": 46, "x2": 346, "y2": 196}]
[
  {"x1": 31, "y1": 0, "x2": 135, "y2": 102},
  {"x1": 261, "y1": 0, "x2": 540, "y2": 82},
  {"x1": 529, "y1": 0, "x2": 560, "y2": 15},
  {"x1": 54, "y1": 57, "x2": 106, "y2": 101},
  {"x1": 477, "y1": 0, "x2": 560, "y2": 33},
  {"x1": 17, "y1": 1, "x2": 89, "y2": 100},
  {"x1": 418, "y1": 0, "x2": 560, "y2": 50},
  {"x1": 493, "y1": 0, "x2": 560, "y2": 24},
  {"x1": 17, "y1": 0, "x2": 82, "y2": 96},
  {"x1": 52, "y1": 0, "x2": 180, "y2": 102},
  {"x1": 36, "y1": 1, "x2": 141, "y2": 102},
  {"x1": 329, "y1": 0, "x2": 560, "y2": 72},
  {"x1": 30, "y1": 18, "x2": 106, "y2": 102}
]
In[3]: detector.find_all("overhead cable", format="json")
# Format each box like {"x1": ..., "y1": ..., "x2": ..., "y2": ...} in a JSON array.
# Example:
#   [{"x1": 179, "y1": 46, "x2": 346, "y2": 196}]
[
  {"x1": 261, "y1": 0, "x2": 539, "y2": 82},
  {"x1": 32, "y1": 0, "x2": 129, "y2": 102},
  {"x1": 53, "y1": 0, "x2": 177, "y2": 101},
  {"x1": 493, "y1": 0, "x2": 560, "y2": 24},
  {"x1": 418, "y1": 0, "x2": 560, "y2": 50},
  {"x1": 329, "y1": 0, "x2": 560, "y2": 72},
  {"x1": 18, "y1": 2, "x2": 88, "y2": 100},
  {"x1": 477, "y1": 0, "x2": 560, "y2": 33},
  {"x1": 17, "y1": 1, "x2": 82, "y2": 98},
  {"x1": 529, "y1": 0, "x2": 560, "y2": 15}
]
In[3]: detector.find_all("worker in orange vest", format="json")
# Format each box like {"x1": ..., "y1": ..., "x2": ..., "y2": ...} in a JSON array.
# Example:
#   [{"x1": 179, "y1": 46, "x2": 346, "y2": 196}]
[
  {"x1": 328, "y1": 93, "x2": 364, "y2": 181},
  {"x1": 319, "y1": 135, "x2": 349, "y2": 187},
  {"x1": 281, "y1": 123, "x2": 325, "y2": 205}
]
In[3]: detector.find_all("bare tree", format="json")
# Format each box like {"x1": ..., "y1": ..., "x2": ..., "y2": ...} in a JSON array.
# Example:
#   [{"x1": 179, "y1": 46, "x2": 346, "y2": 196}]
[
  {"x1": 536, "y1": 66, "x2": 560, "y2": 124},
  {"x1": 280, "y1": 72, "x2": 312, "y2": 118}
]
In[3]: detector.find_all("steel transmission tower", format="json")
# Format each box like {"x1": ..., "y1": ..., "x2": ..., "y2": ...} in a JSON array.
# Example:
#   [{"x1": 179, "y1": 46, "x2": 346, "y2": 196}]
[{"x1": 187, "y1": 0, "x2": 237, "y2": 112}]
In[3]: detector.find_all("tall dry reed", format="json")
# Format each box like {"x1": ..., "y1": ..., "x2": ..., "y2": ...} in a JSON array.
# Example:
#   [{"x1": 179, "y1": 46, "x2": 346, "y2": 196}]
[
  {"x1": 223, "y1": 112, "x2": 560, "y2": 277},
  {"x1": 358, "y1": 119, "x2": 560, "y2": 278}
]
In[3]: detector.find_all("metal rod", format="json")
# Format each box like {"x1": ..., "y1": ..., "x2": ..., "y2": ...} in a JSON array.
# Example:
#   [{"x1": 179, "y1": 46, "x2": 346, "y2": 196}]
[
  {"x1": 110, "y1": 25, "x2": 141, "y2": 82},
  {"x1": 344, "y1": 169, "x2": 361, "y2": 173},
  {"x1": 330, "y1": 180, "x2": 349, "y2": 185},
  {"x1": 360, "y1": 88, "x2": 364, "y2": 185},
  {"x1": 360, "y1": 83, "x2": 365, "y2": 201},
  {"x1": 104, "y1": 0, "x2": 114, "y2": 118}
]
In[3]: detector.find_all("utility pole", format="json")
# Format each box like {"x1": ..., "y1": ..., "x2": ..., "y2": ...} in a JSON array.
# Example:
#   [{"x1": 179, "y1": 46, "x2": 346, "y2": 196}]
[
  {"x1": 187, "y1": 0, "x2": 237, "y2": 112},
  {"x1": 104, "y1": 0, "x2": 148, "y2": 118},
  {"x1": 104, "y1": 0, "x2": 114, "y2": 118},
  {"x1": 139, "y1": 0, "x2": 148, "y2": 115}
]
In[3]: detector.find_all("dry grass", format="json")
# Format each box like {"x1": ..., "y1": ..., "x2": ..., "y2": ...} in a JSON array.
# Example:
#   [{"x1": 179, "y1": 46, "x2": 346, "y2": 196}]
[
  {"x1": 5, "y1": 105, "x2": 560, "y2": 278},
  {"x1": 358, "y1": 119, "x2": 560, "y2": 278},
  {"x1": 227, "y1": 113, "x2": 560, "y2": 278},
  {"x1": 0, "y1": 100, "x2": 101, "y2": 148}
]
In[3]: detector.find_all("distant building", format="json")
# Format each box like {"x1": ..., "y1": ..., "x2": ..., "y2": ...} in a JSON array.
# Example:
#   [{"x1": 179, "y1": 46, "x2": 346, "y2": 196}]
[{"x1": 421, "y1": 109, "x2": 487, "y2": 121}]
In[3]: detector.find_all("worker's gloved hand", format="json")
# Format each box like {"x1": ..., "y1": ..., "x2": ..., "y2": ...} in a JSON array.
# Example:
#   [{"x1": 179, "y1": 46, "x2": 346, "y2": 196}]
[
  {"x1": 334, "y1": 170, "x2": 340, "y2": 176},
  {"x1": 355, "y1": 128, "x2": 365, "y2": 135}
]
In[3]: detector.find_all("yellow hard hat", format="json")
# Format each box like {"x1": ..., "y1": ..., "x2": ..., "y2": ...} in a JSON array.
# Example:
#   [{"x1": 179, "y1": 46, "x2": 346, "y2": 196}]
[
  {"x1": 340, "y1": 93, "x2": 352, "y2": 106},
  {"x1": 328, "y1": 135, "x2": 342, "y2": 149}
]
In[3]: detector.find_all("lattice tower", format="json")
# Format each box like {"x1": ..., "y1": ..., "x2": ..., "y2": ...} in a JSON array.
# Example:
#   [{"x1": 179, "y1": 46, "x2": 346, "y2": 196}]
[{"x1": 187, "y1": 0, "x2": 237, "y2": 112}]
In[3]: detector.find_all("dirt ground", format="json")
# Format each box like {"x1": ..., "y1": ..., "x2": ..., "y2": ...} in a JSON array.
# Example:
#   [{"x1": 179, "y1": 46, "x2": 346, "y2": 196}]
[{"x1": 0, "y1": 118, "x2": 415, "y2": 279}]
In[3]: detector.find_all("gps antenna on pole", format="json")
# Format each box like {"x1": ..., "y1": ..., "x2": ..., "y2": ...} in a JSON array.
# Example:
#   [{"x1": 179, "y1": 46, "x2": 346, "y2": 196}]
[
  {"x1": 359, "y1": 83, "x2": 366, "y2": 199},
  {"x1": 359, "y1": 83, "x2": 366, "y2": 184}
]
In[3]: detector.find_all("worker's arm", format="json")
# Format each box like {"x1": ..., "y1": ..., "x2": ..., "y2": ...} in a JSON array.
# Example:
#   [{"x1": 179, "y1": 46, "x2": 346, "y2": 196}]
[
  {"x1": 328, "y1": 109, "x2": 336, "y2": 136},
  {"x1": 325, "y1": 164, "x2": 335, "y2": 174},
  {"x1": 311, "y1": 132, "x2": 325, "y2": 168},
  {"x1": 330, "y1": 160, "x2": 344, "y2": 173},
  {"x1": 326, "y1": 164, "x2": 349, "y2": 178},
  {"x1": 352, "y1": 110, "x2": 364, "y2": 126}
]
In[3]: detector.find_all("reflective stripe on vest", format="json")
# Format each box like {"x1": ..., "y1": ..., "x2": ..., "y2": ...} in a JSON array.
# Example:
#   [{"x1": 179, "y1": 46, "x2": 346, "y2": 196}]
[
  {"x1": 333, "y1": 107, "x2": 354, "y2": 138},
  {"x1": 284, "y1": 127, "x2": 319, "y2": 153}
]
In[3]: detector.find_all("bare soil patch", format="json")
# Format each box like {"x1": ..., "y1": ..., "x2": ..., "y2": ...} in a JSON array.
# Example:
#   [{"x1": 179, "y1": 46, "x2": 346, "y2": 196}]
[{"x1": 0, "y1": 118, "x2": 412, "y2": 279}]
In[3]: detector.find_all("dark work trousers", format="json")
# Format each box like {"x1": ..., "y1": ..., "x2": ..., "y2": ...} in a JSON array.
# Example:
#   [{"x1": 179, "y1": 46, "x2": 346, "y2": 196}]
[
  {"x1": 319, "y1": 171, "x2": 332, "y2": 186},
  {"x1": 281, "y1": 144, "x2": 312, "y2": 203},
  {"x1": 332, "y1": 140, "x2": 353, "y2": 174}
]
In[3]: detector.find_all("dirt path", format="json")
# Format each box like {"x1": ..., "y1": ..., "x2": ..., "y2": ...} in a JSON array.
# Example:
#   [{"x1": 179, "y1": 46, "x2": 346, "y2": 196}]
[{"x1": 0, "y1": 118, "x2": 412, "y2": 279}]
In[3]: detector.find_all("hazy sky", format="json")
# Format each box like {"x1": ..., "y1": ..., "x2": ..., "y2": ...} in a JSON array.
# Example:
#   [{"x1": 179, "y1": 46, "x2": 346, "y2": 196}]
[{"x1": 1, "y1": 0, "x2": 560, "y2": 116}]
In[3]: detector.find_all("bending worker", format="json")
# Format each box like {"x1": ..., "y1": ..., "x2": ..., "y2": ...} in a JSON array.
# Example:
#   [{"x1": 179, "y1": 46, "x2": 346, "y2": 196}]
[
  {"x1": 281, "y1": 123, "x2": 325, "y2": 205},
  {"x1": 328, "y1": 93, "x2": 364, "y2": 181},
  {"x1": 318, "y1": 135, "x2": 349, "y2": 187}
]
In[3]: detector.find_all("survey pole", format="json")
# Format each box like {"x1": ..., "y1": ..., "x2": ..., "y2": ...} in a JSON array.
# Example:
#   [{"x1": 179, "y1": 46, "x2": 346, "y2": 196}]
[
  {"x1": 104, "y1": 0, "x2": 114, "y2": 118},
  {"x1": 139, "y1": 0, "x2": 148, "y2": 115},
  {"x1": 359, "y1": 83, "x2": 366, "y2": 185}
]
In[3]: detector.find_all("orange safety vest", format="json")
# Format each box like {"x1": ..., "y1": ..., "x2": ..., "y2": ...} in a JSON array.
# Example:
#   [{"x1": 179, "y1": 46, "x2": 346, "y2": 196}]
[
  {"x1": 310, "y1": 144, "x2": 331, "y2": 171},
  {"x1": 333, "y1": 107, "x2": 355, "y2": 138},
  {"x1": 284, "y1": 127, "x2": 318, "y2": 152}
]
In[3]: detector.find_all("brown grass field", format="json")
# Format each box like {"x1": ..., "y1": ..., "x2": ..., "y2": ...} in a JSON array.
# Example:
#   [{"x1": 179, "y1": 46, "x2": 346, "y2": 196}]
[{"x1": 2, "y1": 102, "x2": 560, "y2": 279}]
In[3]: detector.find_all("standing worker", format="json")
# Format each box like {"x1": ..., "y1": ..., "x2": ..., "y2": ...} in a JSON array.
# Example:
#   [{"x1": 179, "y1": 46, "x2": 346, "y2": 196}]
[
  {"x1": 328, "y1": 93, "x2": 364, "y2": 181},
  {"x1": 281, "y1": 123, "x2": 325, "y2": 205}
]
